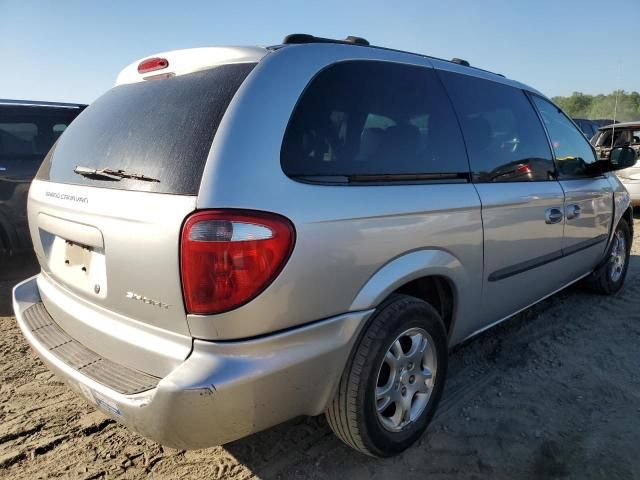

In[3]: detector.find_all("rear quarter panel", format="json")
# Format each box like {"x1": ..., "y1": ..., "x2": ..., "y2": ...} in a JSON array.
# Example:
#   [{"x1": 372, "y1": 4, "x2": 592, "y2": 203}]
[{"x1": 191, "y1": 44, "x2": 484, "y2": 341}]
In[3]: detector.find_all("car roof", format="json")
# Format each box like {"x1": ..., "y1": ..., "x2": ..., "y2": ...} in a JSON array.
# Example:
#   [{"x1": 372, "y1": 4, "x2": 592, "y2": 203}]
[
  {"x1": 598, "y1": 120, "x2": 640, "y2": 130},
  {"x1": 119, "y1": 36, "x2": 543, "y2": 97},
  {"x1": 272, "y1": 34, "x2": 544, "y2": 96},
  {"x1": 0, "y1": 99, "x2": 86, "y2": 109}
]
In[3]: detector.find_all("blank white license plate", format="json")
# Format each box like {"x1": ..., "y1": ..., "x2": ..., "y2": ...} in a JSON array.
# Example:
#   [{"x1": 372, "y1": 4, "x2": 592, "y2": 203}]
[{"x1": 47, "y1": 236, "x2": 107, "y2": 297}]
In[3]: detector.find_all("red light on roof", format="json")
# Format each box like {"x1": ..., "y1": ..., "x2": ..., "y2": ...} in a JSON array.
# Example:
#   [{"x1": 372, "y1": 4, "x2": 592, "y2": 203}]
[{"x1": 137, "y1": 57, "x2": 169, "y2": 74}]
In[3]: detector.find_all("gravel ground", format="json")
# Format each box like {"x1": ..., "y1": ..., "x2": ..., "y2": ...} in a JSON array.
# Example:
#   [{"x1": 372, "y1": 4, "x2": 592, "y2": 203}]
[{"x1": 0, "y1": 217, "x2": 639, "y2": 480}]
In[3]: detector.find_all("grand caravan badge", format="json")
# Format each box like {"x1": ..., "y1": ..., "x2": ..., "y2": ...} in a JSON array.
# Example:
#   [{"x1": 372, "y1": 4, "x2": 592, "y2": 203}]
[
  {"x1": 45, "y1": 191, "x2": 88, "y2": 204},
  {"x1": 126, "y1": 291, "x2": 171, "y2": 309}
]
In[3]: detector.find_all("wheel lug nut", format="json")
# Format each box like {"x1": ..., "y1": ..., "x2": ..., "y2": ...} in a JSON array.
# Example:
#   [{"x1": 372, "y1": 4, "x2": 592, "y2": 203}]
[
  {"x1": 407, "y1": 362, "x2": 413, "y2": 369},
  {"x1": 409, "y1": 375, "x2": 415, "y2": 384},
  {"x1": 401, "y1": 386, "x2": 407, "y2": 395}
]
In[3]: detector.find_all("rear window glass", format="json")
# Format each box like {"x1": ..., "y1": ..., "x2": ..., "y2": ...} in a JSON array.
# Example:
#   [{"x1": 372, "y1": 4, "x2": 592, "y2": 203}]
[
  {"x1": 281, "y1": 61, "x2": 469, "y2": 180},
  {"x1": 37, "y1": 63, "x2": 256, "y2": 194},
  {"x1": 0, "y1": 110, "x2": 80, "y2": 160}
]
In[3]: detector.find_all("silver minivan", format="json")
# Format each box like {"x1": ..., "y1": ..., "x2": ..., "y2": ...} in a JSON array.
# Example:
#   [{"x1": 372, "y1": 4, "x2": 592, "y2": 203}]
[{"x1": 12, "y1": 34, "x2": 636, "y2": 457}]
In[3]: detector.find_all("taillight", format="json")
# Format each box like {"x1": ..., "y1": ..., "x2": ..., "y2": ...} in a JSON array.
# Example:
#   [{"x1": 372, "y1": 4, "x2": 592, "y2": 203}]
[
  {"x1": 180, "y1": 210, "x2": 295, "y2": 315},
  {"x1": 138, "y1": 57, "x2": 169, "y2": 74}
]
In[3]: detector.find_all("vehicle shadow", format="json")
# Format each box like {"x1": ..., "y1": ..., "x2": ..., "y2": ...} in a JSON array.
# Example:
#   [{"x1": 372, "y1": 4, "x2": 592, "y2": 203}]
[{"x1": 224, "y1": 251, "x2": 640, "y2": 478}]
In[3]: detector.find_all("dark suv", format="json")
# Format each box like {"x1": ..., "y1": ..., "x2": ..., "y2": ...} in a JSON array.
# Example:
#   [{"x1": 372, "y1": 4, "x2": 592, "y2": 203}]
[
  {"x1": 572, "y1": 118, "x2": 617, "y2": 140},
  {"x1": 573, "y1": 118, "x2": 601, "y2": 139},
  {"x1": 0, "y1": 100, "x2": 85, "y2": 261}
]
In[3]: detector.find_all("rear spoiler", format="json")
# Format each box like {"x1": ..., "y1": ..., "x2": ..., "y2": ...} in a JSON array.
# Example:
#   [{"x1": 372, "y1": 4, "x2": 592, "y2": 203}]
[{"x1": 115, "y1": 46, "x2": 267, "y2": 85}]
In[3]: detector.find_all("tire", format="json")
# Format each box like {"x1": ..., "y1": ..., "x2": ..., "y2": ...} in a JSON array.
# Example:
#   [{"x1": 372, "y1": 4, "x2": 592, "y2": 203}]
[
  {"x1": 583, "y1": 219, "x2": 632, "y2": 295},
  {"x1": 326, "y1": 294, "x2": 448, "y2": 457}
]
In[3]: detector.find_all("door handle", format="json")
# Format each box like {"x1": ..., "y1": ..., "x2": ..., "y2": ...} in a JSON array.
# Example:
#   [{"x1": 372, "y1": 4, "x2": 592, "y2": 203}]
[
  {"x1": 565, "y1": 204, "x2": 581, "y2": 220},
  {"x1": 545, "y1": 208, "x2": 564, "y2": 224}
]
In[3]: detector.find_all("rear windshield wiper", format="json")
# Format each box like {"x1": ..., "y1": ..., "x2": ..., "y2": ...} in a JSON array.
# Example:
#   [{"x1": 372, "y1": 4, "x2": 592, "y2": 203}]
[{"x1": 73, "y1": 166, "x2": 160, "y2": 183}]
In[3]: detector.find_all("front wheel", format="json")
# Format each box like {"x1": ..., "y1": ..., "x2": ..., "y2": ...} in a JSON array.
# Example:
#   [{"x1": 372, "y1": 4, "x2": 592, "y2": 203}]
[
  {"x1": 326, "y1": 294, "x2": 448, "y2": 457},
  {"x1": 583, "y1": 219, "x2": 632, "y2": 295}
]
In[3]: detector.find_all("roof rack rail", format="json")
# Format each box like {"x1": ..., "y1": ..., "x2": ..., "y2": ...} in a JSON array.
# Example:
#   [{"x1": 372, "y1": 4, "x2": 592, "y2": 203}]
[
  {"x1": 450, "y1": 58, "x2": 504, "y2": 77},
  {"x1": 451, "y1": 58, "x2": 470, "y2": 67},
  {"x1": 283, "y1": 33, "x2": 370, "y2": 47},
  {"x1": 277, "y1": 34, "x2": 506, "y2": 78}
]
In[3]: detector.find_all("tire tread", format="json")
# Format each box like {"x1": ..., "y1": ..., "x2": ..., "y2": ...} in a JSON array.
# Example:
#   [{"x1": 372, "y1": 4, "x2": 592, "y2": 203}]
[
  {"x1": 583, "y1": 219, "x2": 631, "y2": 295},
  {"x1": 326, "y1": 294, "x2": 442, "y2": 456}
]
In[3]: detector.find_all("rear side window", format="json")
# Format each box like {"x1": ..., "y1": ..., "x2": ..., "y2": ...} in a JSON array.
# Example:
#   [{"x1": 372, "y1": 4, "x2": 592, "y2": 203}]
[
  {"x1": 37, "y1": 63, "x2": 255, "y2": 194},
  {"x1": 531, "y1": 96, "x2": 598, "y2": 179},
  {"x1": 0, "y1": 110, "x2": 79, "y2": 161},
  {"x1": 281, "y1": 61, "x2": 469, "y2": 180},
  {"x1": 439, "y1": 71, "x2": 554, "y2": 183}
]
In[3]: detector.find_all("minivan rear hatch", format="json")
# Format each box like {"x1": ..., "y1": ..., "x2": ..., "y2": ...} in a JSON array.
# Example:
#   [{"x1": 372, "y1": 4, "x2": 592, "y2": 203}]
[{"x1": 28, "y1": 56, "x2": 259, "y2": 375}]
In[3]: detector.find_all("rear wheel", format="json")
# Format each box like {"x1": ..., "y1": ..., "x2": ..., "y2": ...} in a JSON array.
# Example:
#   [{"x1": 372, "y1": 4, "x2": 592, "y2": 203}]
[
  {"x1": 326, "y1": 294, "x2": 448, "y2": 457},
  {"x1": 583, "y1": 220, "x2": 631, "y2": 295}
]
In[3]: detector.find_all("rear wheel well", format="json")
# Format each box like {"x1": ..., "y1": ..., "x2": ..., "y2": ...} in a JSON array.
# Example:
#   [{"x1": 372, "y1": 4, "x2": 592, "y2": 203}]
[{"x1": 393, "y1": 276, "x2": 455, "y2": 336}]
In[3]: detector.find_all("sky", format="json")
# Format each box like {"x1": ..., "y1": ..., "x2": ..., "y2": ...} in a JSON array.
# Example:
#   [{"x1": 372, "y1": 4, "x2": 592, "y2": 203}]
[{"x1": 0, "y1": 0, "x2": 637, "y2": 104}]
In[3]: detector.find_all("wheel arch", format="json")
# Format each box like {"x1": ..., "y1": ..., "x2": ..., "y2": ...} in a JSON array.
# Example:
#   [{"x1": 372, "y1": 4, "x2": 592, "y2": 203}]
[
  {"x1": 392, "y1": 275, "x2": 456, "y2": 337},
  {"x1": 349, "y1": 249, "x2": 467, "y2": 340}
]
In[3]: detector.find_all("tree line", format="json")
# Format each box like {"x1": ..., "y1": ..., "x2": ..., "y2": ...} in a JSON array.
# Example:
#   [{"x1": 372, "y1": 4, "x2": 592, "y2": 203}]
[{"x1": 551, "y1": 91, "x2": 640, "y2": 121}]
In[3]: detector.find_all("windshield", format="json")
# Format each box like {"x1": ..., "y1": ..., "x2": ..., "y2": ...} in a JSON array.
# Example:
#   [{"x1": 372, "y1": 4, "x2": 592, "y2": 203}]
[{"x1": 36, "y1": 63, "x2": 256, "y2": 194}]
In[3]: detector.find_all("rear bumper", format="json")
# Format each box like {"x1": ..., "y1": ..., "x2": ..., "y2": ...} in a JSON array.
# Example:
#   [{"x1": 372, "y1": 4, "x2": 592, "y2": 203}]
[{"x1": 13, "y1": 275, "x2": 372, "y2": 449}]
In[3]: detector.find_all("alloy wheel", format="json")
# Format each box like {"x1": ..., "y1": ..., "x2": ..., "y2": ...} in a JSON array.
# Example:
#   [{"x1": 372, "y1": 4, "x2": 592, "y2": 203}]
[{"x1": 375, "y1": 327, "x2": 437, "y2": 432}]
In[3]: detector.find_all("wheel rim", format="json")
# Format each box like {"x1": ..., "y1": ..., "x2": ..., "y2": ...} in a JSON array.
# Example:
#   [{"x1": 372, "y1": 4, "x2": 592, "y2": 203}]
[
  {"x1": 609, "y1": 229, "x2": 627, "y2": 283},
  {"x1": 375, "y1": 327, "x2": 437, "y2": 432}
]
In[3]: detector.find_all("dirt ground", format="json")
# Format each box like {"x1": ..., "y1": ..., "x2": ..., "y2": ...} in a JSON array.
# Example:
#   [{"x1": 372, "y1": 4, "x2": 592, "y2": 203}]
[{"x1": 0, "y1": 219, "x2": 639, "y2": 480}]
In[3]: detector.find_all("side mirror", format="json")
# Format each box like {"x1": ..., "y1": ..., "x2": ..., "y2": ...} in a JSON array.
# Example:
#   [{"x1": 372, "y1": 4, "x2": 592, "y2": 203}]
[{"x1": 603, "y1": 146, "x2": 638, "y2": 172}]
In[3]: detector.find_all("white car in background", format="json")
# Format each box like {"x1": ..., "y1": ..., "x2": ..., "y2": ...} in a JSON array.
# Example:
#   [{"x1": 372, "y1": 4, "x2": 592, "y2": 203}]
[{"x1": 593, "y1": 122, "x2": 640, "y2": 206}]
